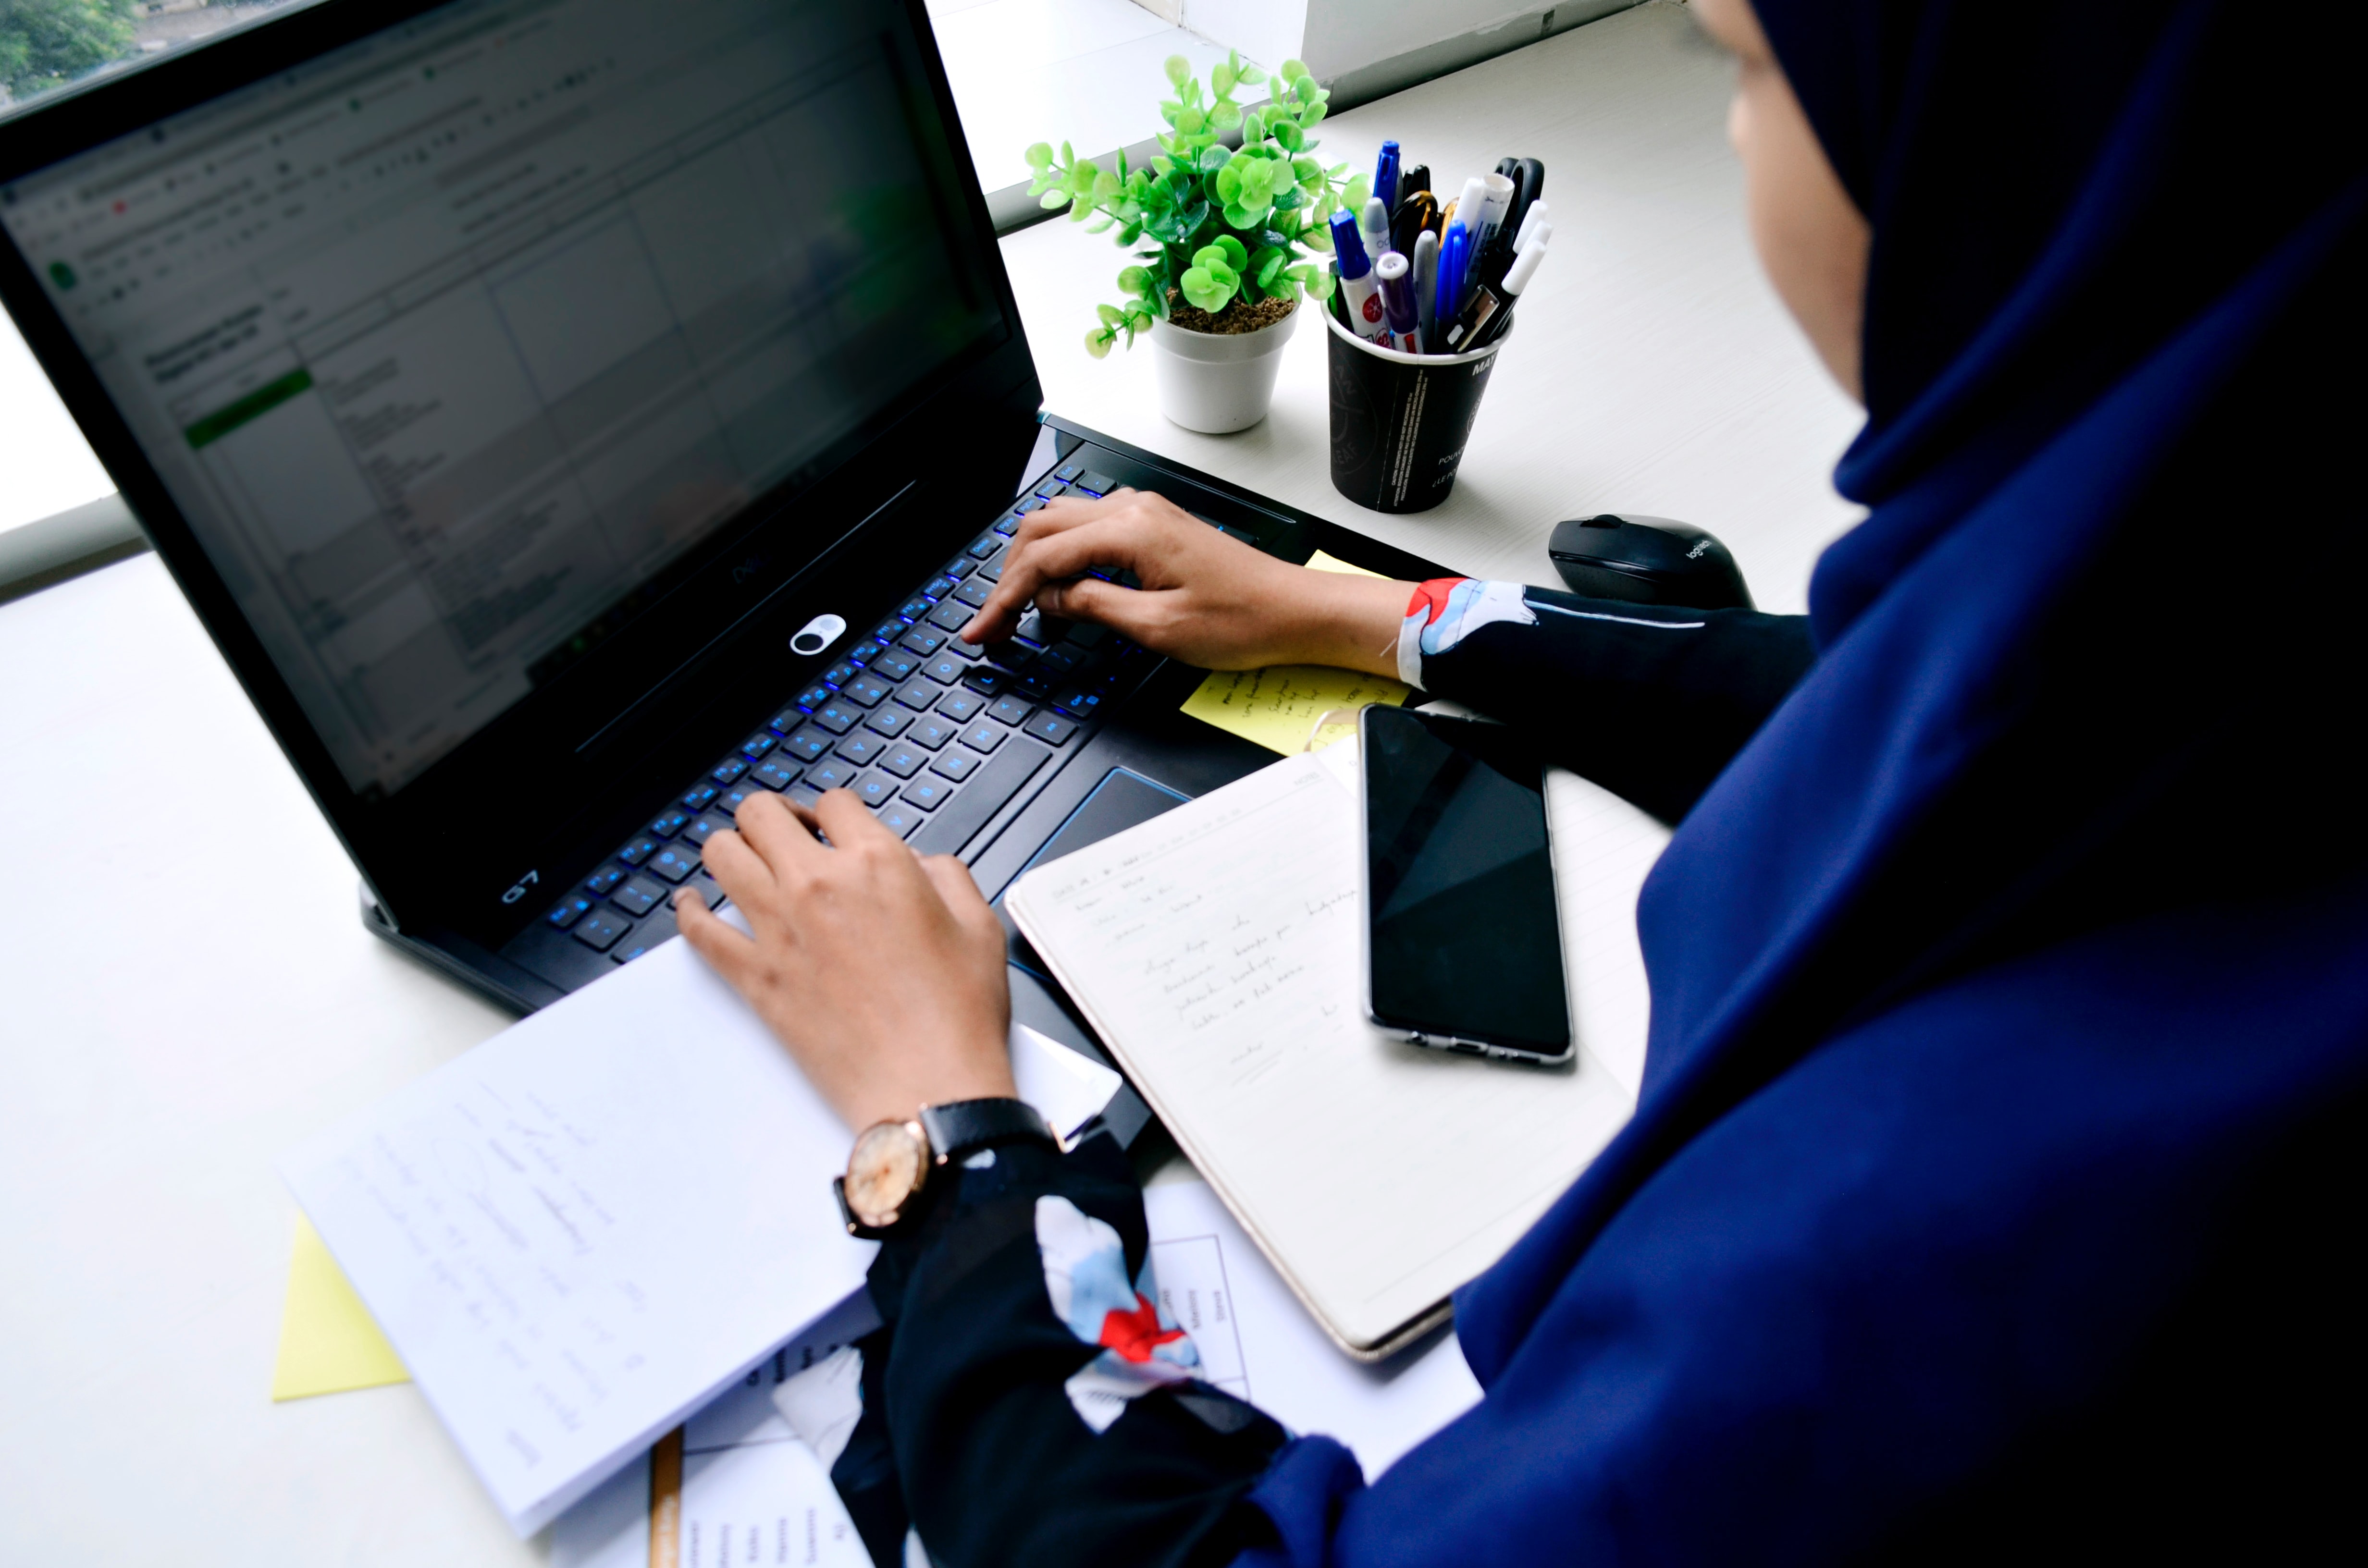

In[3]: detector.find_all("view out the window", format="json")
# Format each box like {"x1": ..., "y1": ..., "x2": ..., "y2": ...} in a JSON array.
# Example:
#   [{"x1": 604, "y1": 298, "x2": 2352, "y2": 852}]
[{"x1": 2, "y1": 1, "x2": 311, "y2": 110}]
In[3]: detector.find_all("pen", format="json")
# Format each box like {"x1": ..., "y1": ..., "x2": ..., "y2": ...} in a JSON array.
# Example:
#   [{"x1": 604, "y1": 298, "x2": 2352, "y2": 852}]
[
  {"x1": 1330, "y1": 209, "x2": 1391, "y2": 343},
  {"x1": 1445, "y1": 230, "x2": 1547, "y2": 354},
  {"x1": 1359, "y1": 196, "x2": 1392, "y2": 272},
  {"x1": 1431, "y1": 220, "x2": 1469, "y2": 352},
  {"x1": 1478, "y1": 172, "x2": 1515, "y2": 283},
  {"x1": 1513, "y1": 201, "x2": 1551, "y2": 255},
  {"x1": 1396, "y1": 162, "x2": 1431, "y2": 207},
  {"x1": 1412, "y1": 228, "x2": 1440, "y2": 352},
  {"x1": 1376, "y1": 250, "x2": 1419, "y2": 352},
  {"x1": 1374, "y1": 140, "x2": 1401, "y2": 216},
  {"x1": 1452, "y1": 178, "x2": 1488, "y2": 307}
]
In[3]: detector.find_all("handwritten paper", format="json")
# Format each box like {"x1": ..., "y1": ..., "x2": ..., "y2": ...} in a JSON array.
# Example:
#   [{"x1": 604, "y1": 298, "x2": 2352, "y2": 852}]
[
  {"x1": 1006, "y1": 744, "x2": 1639, "y2": 1353},
  {"x1": 271, "y1": 1212, "x2": 409, "y2": 1401},
  {"x1": 1181, "y1": 666, "x2": 1411, "y2": 755},
  {"x1": 280, "y1": 911, "x2": 1124, "y2": 1538}
]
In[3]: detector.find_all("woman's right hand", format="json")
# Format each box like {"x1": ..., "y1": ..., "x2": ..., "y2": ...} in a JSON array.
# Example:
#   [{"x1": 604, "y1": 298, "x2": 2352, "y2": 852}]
[{"x1": 959, "y1": 487, "x2": 1410, "y2": 678}]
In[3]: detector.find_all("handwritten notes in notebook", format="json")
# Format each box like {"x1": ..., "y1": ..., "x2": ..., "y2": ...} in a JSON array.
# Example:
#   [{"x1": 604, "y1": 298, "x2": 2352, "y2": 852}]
[
  {"x1": 1005, "y1": 745, "x2": 1640, "y2": 1353},
  {"x1": 1178, "y1": 550, "x2": 1411, "y2": 755},
  {"x1": 279, "y1": 930, "x2": 880, "y2": 1536}
]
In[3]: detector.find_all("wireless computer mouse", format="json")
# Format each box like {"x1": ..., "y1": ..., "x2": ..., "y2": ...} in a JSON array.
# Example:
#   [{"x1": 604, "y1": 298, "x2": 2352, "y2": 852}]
[{"x1": 1547, "y1": 514, "x2": 1754, "y2": 611}]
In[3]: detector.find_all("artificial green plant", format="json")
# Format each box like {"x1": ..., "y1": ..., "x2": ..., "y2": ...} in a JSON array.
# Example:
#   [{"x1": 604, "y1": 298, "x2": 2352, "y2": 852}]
[{"x1": 1025, "y1": 52, "x2": 1369, "y2": 357}]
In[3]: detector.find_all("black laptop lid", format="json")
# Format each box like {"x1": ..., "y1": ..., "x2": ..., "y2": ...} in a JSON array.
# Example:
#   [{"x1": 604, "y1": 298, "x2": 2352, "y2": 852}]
[{"x1": 0, "y1": 0, "x2": 1037, "y2": 925}]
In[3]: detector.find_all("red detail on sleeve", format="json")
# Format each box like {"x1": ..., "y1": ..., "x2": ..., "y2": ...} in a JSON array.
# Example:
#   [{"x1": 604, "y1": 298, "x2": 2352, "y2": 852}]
[
  {"x1": 1098, "y1": 1293, "x2": 1188, "y2": 1363},
  {"x1": 1407, "y1": 577, "x2": 1468, "y2": 627}
]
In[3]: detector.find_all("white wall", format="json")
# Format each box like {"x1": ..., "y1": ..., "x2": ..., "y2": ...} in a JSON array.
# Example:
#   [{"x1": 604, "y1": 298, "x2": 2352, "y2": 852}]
[
  {"x1": 1302, "y1": 0, "x2": 1543, "y2": 79},
  {"x1": 1147, "y1": 0, "x2": 1643, "y2": 105},
  {"x1": 1176, "y1": 0, "x2": 1309, "y2": 78}
]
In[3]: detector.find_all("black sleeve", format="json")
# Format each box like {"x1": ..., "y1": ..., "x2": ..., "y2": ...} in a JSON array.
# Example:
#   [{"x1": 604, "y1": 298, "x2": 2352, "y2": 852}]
[
  {"x1": 1415, "y1": 587, "x2": 1816, "y2": 824},
  {"x1": 837, "y1": 1128, "x2": 1288, "y2": 1568}
]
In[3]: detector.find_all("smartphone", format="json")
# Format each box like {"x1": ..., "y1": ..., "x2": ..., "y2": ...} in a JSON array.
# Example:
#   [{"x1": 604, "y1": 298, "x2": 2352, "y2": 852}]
[{"x1": 1358, "y1": 705, "x2": 1573, "y2": 1065}]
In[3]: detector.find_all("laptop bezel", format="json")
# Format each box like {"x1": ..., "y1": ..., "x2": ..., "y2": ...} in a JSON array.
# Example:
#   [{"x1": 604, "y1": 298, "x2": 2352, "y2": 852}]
[{"x1": 0, "y1": 0, "x2": 1045, "y2": 946}]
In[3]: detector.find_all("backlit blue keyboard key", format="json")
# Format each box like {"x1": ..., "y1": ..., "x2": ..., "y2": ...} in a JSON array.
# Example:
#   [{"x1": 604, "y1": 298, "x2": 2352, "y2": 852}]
[
  {"x1": 877, "y1": 802, "x2": 923, "y2": 838},
  {"x1": 909, "y1": 715, "x2": 958, "y2": 750},
  {"x1": 896, "y1": 596, "x2": 935, "y2": 622},
  {"x1": 545, "y1": 894, "x2": 592, "y2": 930},
  {"x1": 901, "y1": 775, "x2": 951, "y2": 809},
  {"x1": 848, "y1": 640, "x2": 884, "y2": 665},
  {"x1": 871, "y1": 650, "x2": 921, "y2": 683},
  {"x1": 871, "y1": 619, "x2": 908, "y2": 643},
  {"x1": 752, "y1": 756, "x2": 802, "y2": 790},
  {"x1": 778, "y1": 727, "x2": 832, "y2": 762},
  {"x1": 679, "y1": 783, "x2": 720, "y2": 813},
  {"x1": 966, "y1": 533, "x2": 1001, "y2": 560},
  {"x1": 684, "y1": 813, "x2": 733, "y2": 847},
  {"x1": 709, "y1": 756, "x2": 750, "y2": 785},
  {"x1": 836, "y1": 732, "x2": 884, "y2": 766},
  {"x1": 573, "y1": 908, "x2": 630, "y2": 951},
  {"x1": 739, "y1": 731, "x2": 776, "y2": 760},
  {"x1": 617, "y1": 835, "x2": 660, "y2": 866},
  {"x1": 718, "y1": 783, "x2": 764, "y2": 814},
  {"x1": 823, "y1": 661, "x2": 860, "y2": 687},
  {"x1": 900, "y1": 626, "x2": 947, "y2": 657},
  {"x1": 795, "y1": 683, "x2": 832, "y2": 711},
  {"x1": 647, "y1": 808, "x2": 692, "y2": 839},
  {"x1": 811, "y1": 701, "x2": 862, "y2": 735},
  {"x1": 610, "y1": 877, "x2": 664, "y2": 917},
  {"x1": 931, "y1": 749, "x2": 981, "y2": 783},
  {"x1": 843, "y1": 673, "x2": 892, "y2": 707},
  {"x1": 648, "y1": 844, "x2": 700, "y2": 883},
  {"x1": 807, "y1": 758, "x2": 857, "y2": 792},
  {"x1": 851, "y1": 773, "x2": 894, "y2": 808},
  {"x1": 585, "y1": 864, "x2": 629, "y2": 895},
  {"x1": 924, "y1": 575, "x2": 961, "y2": 600},
  {"x1": 865, "y1": 706, "x2": 913, "y2": 738}
]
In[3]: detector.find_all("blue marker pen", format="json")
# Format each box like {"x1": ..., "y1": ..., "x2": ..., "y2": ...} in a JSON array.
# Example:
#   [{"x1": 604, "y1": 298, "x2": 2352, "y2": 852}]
[
  {"x1": 1374, "y1": 139, "x2": 1401, "y2": 215},
  {"x1": 1330, "y1": 209, "x2": 1389, "y2": 343},
  {"x1": 1431, "y1": 220, "x2": 1469, "y2": 353}
]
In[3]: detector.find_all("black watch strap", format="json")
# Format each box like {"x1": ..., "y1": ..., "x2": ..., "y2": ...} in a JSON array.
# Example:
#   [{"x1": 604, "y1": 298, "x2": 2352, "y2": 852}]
[{"x1": 918, "y1": 1097, "x2": 1057, "y2": 1164}]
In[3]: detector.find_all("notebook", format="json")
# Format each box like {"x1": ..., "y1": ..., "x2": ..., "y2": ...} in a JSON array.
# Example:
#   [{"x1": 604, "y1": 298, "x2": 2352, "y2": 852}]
[
  {"x1": 1004, "y1": 739, "x2": 1666, "y2": 1357},
  {"x1": 278, "y1": 917, "x2": 1120, "y2": 1537}
]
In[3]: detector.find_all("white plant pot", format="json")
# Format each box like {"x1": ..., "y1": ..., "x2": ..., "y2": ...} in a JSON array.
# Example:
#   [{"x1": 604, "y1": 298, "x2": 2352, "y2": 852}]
[{"x1": 1148, "y1": 306, "x2": 1297, "y2": 434}]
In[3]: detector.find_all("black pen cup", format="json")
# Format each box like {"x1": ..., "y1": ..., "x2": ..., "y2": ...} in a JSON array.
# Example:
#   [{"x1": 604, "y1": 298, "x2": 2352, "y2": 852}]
[{"x1": 1324, "y1": 293, "x2": 1509, "y2": 514}]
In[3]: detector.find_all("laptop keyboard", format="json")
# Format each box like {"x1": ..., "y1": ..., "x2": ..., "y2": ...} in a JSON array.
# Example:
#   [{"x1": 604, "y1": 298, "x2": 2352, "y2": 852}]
[{"x1": 533, "y1": 459, "x2": 1154, "y2": 967}]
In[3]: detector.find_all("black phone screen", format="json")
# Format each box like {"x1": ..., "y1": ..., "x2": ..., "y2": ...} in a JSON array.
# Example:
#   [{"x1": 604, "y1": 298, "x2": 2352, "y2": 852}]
[{"x1": 1360, "y1": 707, "x2": 1571, "y2": 1060}]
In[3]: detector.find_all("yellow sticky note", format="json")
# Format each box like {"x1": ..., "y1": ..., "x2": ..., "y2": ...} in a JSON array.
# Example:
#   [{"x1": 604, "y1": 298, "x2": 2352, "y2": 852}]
[
  {"x1": 1305, "y1": 550, "x2": 1385, "y2": 578},
  {"x1": 271, "y1": 1212, "x2": 409, "y2": 1401},
  {"x1": 1181, "y1": 665, "x2": 1411, "y2": 755}
]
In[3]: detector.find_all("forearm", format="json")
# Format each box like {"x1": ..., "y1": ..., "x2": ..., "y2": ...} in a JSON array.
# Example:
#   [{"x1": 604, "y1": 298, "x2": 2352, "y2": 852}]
[{"x1": 1403, "y1": 579, "x2": 1817, "y2": 823}]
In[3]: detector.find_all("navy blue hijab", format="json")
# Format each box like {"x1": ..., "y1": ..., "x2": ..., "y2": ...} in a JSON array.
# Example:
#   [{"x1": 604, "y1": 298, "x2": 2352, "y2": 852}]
[{"x1": 1248, "y1": 1, "x2": 2368, "y2": 1559}]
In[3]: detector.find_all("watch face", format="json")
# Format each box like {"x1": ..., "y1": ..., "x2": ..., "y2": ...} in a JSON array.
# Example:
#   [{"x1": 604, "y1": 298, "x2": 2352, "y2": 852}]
[{"x1": 845, "y1": 1120, "x2": 928, "y2": 1229}]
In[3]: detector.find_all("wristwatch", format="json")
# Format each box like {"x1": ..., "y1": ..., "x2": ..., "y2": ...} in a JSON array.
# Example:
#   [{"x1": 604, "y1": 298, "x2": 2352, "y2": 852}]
[{"x1": 833, "y1": 1098, "x2": 1056, "y2": 1239}]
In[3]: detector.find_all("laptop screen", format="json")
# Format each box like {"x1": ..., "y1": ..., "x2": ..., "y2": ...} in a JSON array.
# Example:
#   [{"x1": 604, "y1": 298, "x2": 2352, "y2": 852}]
[{"x1": 2, "y1": 0, "x2": 1003, "y2": 797}]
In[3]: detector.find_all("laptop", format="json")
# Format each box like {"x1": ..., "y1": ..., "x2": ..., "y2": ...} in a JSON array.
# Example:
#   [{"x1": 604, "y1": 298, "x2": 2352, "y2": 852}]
[{"x1": 0, "y1": 0, "x2": 1443, "y2": 1118}]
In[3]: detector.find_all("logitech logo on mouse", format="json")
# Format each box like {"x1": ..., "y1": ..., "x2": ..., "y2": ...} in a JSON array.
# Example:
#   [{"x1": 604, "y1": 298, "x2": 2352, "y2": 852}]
[{"x1": 1687, "y1": 539, "x2": 1711, "y2": 558}]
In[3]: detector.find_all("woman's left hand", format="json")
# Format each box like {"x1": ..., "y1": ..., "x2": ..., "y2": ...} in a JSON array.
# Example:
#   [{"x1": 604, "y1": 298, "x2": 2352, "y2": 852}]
[{"x1": 673, "y1": 789, "x2": 1016, "y2": 1132}]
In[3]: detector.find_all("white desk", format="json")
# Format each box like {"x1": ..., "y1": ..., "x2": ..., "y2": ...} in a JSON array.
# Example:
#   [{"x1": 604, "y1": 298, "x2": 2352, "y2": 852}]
[{"x1": 0, "y1": 5, "x2": 1860, "y2": 1561}]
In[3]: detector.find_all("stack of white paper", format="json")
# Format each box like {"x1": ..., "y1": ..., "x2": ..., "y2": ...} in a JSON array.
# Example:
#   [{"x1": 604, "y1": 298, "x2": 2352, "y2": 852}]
[{"x1": 280, "y1": 924, "x2": 1120, "y2": 1536}]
